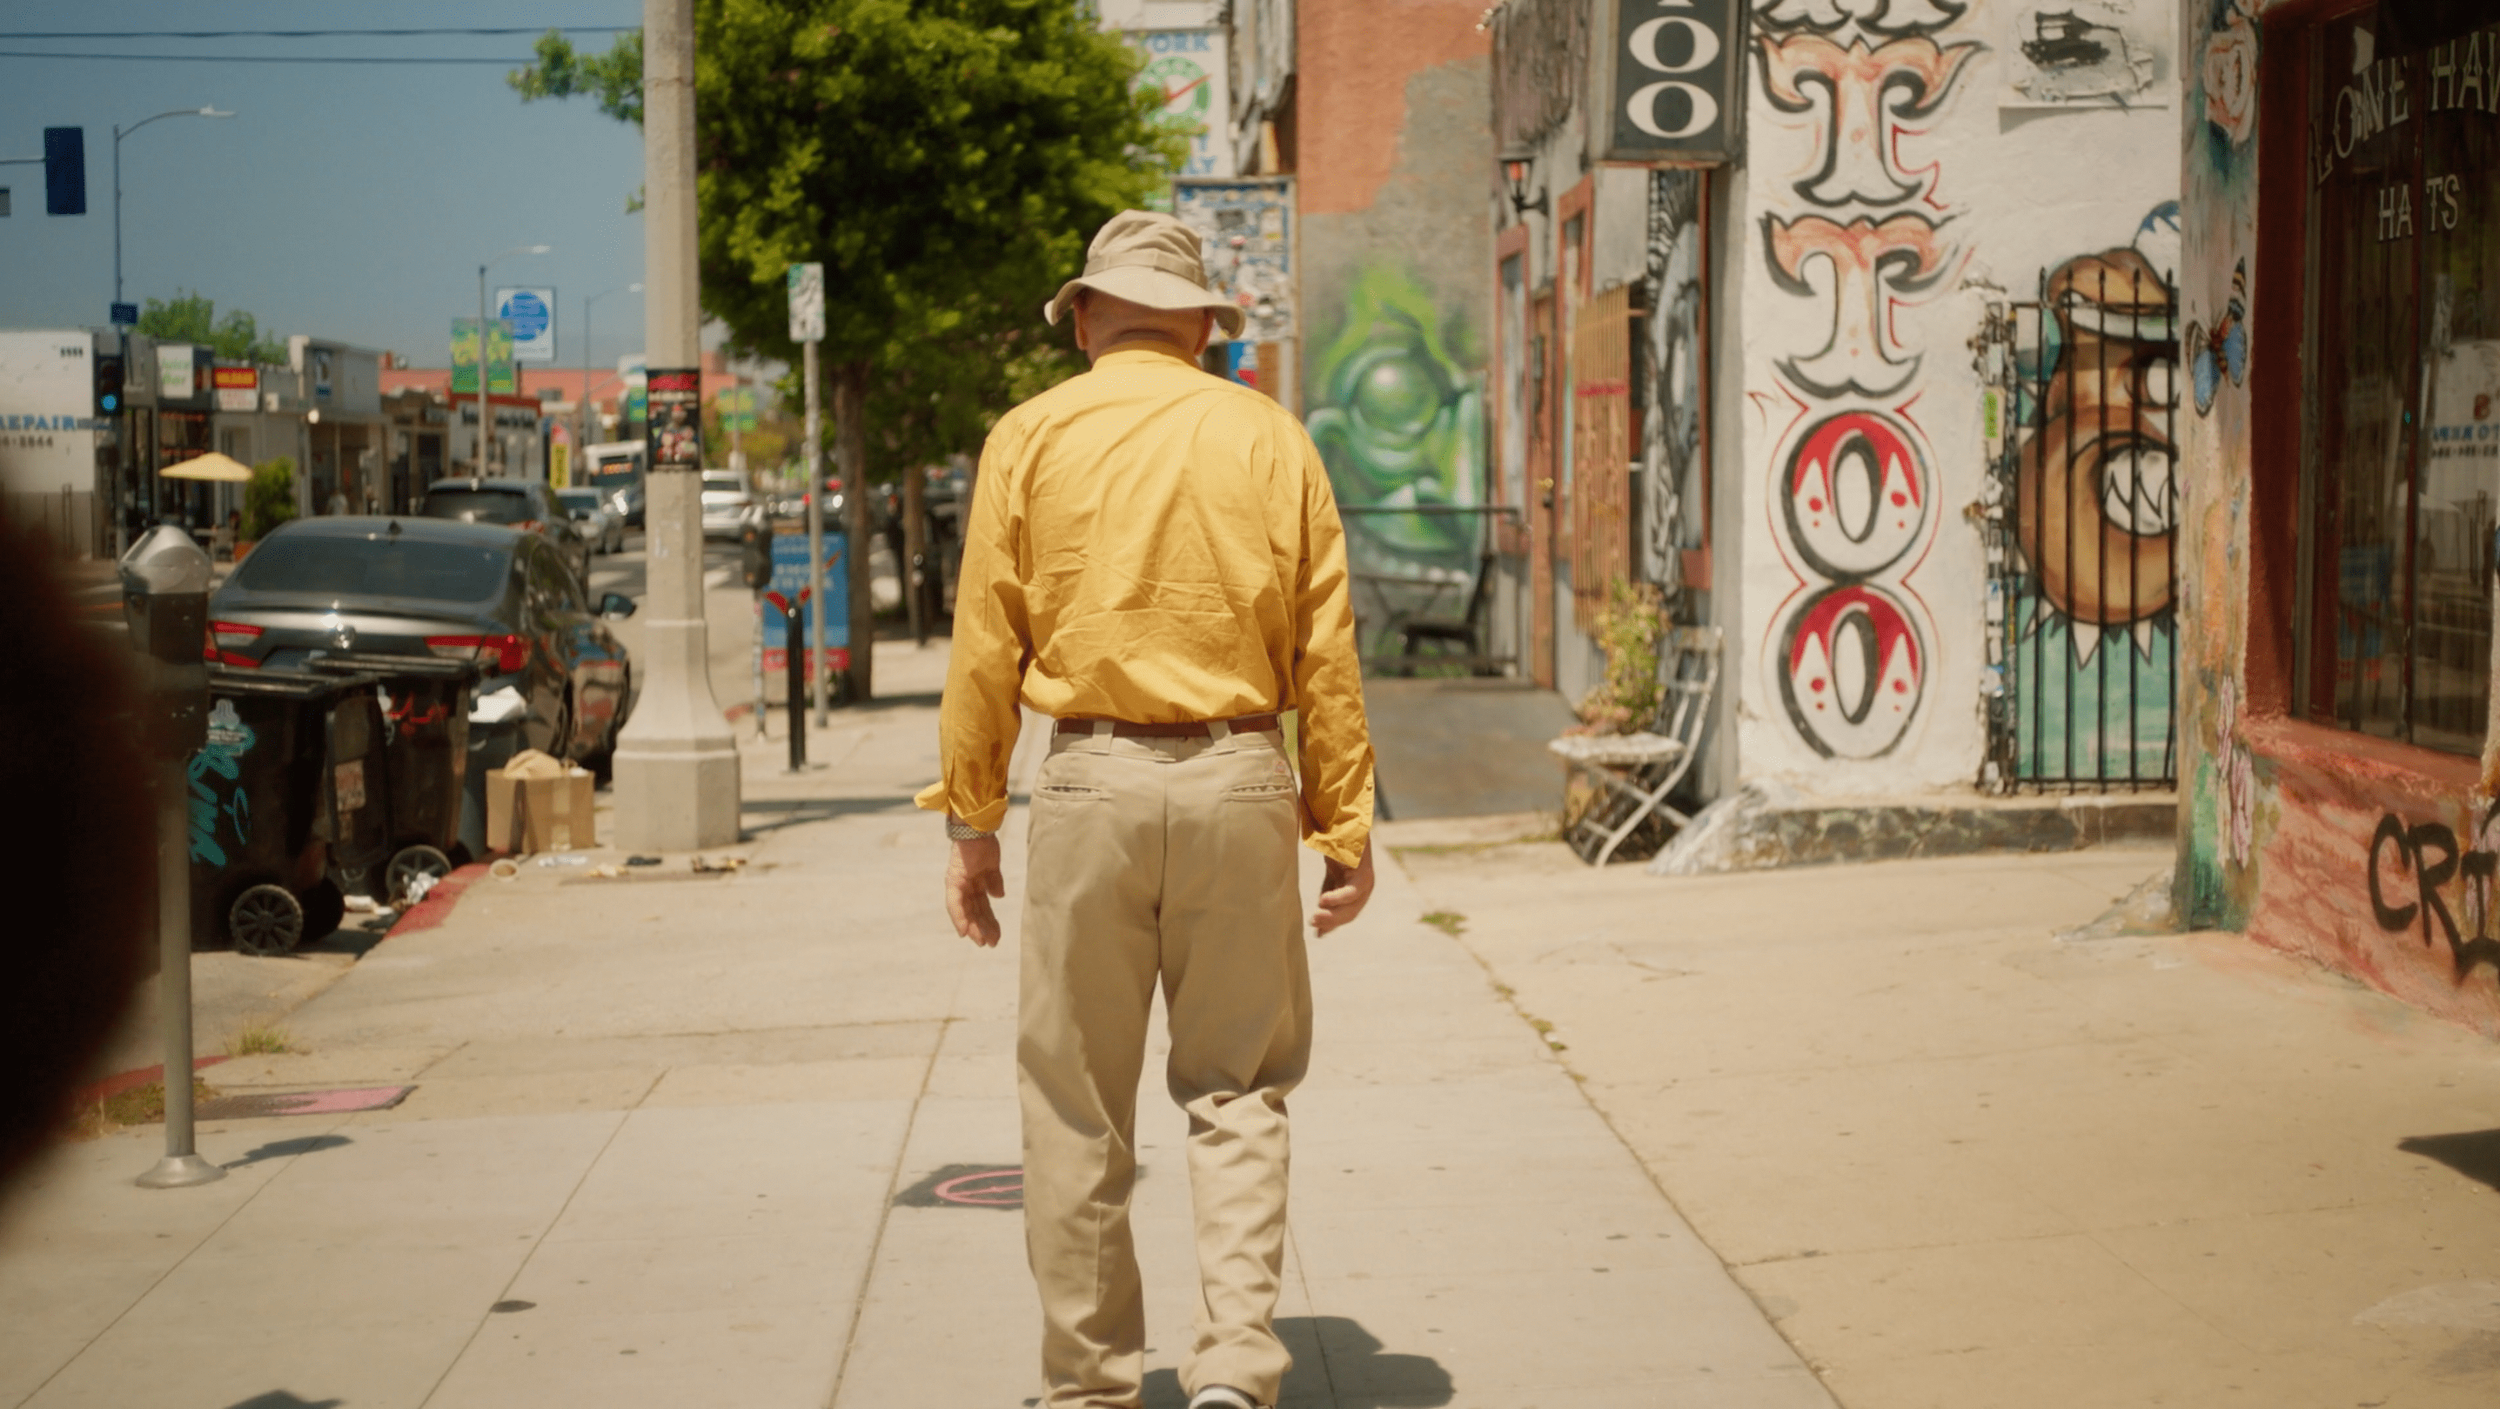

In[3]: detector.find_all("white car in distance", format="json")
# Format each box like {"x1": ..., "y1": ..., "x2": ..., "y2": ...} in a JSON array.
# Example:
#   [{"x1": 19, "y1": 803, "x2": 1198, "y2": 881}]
[{"x1": 699, "y1": 469, "x2": 757, "y2": 541}]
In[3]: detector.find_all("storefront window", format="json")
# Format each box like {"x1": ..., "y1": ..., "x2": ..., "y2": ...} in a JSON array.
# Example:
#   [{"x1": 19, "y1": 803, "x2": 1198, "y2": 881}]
[{"x1": 2302, "y1": 5, "x2": 2500, "y2": 753}]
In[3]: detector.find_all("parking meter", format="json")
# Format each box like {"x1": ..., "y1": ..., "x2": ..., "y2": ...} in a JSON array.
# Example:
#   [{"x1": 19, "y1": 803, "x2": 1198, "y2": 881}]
[
  {"x1": 120, "y1": 523, "x2": 225, "y2": 1188},
  {"x1": 738, "y1": 518, "x2": 773, "y2": 591},
  {"x1": 119, "y1": 523, "x2": 213, "y2": 759}
]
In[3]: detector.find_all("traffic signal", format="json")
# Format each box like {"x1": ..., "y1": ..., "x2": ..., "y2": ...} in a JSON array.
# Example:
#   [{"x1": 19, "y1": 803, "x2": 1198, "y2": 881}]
[
  {"x1": 43, "y1": 127, "x2": 84, "y2": 216},
  {"x1": 93, "y1": 354, "x2": 124, "y2": 417}
]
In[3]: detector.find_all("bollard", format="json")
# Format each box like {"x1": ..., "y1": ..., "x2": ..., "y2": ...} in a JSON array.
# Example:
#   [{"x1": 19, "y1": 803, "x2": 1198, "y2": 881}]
[
  {"x1": 120, "y1": 525, "x2": 224, "y2": 1189},
  {"x1": 785, "y1": 596, "x2": 809, "y2": 771}
]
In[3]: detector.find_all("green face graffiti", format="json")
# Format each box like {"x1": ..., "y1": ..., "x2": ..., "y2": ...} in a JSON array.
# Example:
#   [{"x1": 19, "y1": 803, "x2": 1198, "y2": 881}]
[{"x1": 1306, "y1": 265, "x2": 1485, "y2": 579}]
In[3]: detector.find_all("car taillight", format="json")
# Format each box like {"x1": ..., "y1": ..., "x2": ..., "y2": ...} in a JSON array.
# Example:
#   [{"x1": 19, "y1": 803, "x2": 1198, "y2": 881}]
[
  {"x1": 513, "y1": 519, "x2": 541, "y2": 533},
  {"x1": 206, "y1": 621, "x2": 263, "y2": 667},
  {"x1": 426, "y1": 633, "x2": 529, "y2": 674}
]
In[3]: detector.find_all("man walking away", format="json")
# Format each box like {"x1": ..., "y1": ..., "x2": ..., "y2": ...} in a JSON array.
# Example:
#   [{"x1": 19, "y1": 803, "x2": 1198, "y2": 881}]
[{"x1": 919, "y1": 209, "x2": 1377, "y2": 1409}]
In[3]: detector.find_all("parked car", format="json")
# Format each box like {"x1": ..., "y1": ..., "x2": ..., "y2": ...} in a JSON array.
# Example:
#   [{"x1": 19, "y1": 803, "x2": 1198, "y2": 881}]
[
  {"x1": 205, "y1": 517, "x2": 639, "y2": 852},
  {"x1": 557, "y1": 487, "x2": 624, "y2": 555},
  {"x1": 604, "y1": 480, "x2": 646, "y2": 531},
  {"x1": 700, "y1": 469, "x2": 756, "y2": 540},
  {"x1": 419, "y1": 477, "x2": 589, "y2": 581}
]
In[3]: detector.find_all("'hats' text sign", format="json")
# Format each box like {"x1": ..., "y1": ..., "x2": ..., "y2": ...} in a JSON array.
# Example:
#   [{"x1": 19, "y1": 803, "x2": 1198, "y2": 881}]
[{"x1": 1593, "y1": 0, "x2": 1747, "y2": 165}]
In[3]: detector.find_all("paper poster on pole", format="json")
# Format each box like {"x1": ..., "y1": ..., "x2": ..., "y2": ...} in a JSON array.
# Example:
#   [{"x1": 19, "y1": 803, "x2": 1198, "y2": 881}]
[
  {"x1": 495, "y1": 286, "x2": 558, "y2": 363},
  {"x1": 646, "y1": 368, "x2": 702, "y2": 471},
  {"x1": 788, "y1": 263, "x2": 824, "y2": 343}
]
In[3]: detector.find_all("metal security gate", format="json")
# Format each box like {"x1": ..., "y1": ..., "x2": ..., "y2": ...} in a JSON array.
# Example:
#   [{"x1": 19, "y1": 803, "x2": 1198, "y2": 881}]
[{"x1": 1976, "y1": 259, "x2": 2180, "y2": 793}]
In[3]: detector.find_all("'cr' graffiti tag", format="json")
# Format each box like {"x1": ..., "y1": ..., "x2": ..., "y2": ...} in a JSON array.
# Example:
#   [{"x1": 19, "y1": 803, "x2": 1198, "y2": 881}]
[{"x1": 2367, "y1": 813, "x2": 2500, "y2": 979}]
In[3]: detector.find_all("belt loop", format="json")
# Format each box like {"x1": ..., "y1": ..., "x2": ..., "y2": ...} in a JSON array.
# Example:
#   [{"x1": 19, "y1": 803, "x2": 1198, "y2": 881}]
[
  {"x1": 1209, "y1": 718, "x2": 1232, "y2": 741},
  {"x1": 1091, "y1": 719, "x2": 1112, "y2": 740}
]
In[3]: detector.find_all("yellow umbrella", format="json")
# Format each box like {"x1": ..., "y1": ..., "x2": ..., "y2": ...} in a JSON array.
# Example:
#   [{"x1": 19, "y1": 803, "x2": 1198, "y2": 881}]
[{"x1": 161, "y1": 451, "x2": 256, "y2": 483}]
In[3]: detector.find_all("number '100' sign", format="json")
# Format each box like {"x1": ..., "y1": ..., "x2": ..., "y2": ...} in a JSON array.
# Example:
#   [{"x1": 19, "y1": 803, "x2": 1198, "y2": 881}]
[{"x1": 1594, "y1": 0, "x2": 1747, "y2": 165}]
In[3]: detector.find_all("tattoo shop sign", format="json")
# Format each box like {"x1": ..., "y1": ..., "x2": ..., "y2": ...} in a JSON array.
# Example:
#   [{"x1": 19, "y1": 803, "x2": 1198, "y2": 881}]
[{"x1": 1591, "y1": 0, "x2": 1748, "y2": 165}]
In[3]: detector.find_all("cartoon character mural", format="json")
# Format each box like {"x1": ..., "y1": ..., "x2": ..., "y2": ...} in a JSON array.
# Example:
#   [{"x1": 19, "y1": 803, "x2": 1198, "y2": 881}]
[
  {"x1": 1306, "y1": 264, "x2": 1487, "y2": 588},
  {"x1": 2003, "y1": 205, "x2": 2184, "y2": 783}
]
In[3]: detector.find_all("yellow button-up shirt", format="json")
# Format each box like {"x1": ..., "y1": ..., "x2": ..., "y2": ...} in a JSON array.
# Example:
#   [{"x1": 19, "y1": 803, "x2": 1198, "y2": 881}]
[{"x1": 914, "y1": 345, "x2": 1374, "y2": 864}]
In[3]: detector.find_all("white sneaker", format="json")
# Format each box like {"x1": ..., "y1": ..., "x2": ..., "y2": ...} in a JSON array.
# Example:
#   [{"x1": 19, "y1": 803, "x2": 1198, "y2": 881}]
[{"x1": 1187, "y1": 1388, "x2": 1259, "y2": 1409}]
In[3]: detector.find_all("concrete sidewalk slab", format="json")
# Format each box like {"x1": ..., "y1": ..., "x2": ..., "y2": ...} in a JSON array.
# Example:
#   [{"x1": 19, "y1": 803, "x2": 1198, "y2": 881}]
[{"x1": 1392, "y1": 832, "x2": 2500, "y2": 1409}]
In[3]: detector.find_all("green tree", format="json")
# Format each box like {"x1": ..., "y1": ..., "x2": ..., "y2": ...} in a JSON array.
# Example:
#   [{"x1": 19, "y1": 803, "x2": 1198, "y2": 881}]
[
  {"x1": 242, "y1": 457, "x2": 298, "y2": 542},
  {"x1": 512, "y1": 0, "x2": 1177, "y2": 698},
  {"x1": 136, "y1": 292, "x2": 288, "y2": 365}
]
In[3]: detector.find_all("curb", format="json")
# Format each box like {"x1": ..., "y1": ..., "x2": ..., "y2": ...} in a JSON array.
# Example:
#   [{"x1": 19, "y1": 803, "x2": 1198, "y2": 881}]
[
  {"x1": 388, "y1": 861, "x2": 491, "y2": 936},
  {"x1": 74, "y1": 1056, "x2": 231, "y2": 1109}
]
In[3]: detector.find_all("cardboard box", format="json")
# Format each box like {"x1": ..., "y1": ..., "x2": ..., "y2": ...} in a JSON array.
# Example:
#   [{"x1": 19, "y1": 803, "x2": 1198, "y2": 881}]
[{"x1": 485, "y1": 749, "x2": 598, "y2": 854}]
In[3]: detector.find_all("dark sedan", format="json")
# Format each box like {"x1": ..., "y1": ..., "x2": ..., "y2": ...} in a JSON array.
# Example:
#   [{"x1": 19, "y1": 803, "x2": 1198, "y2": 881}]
[{"x1": 210, "y1": 518, "x2": 637, "y2": 848}]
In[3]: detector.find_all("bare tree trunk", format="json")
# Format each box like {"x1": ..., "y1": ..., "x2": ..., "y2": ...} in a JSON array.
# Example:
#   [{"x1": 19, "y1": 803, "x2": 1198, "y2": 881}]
[
  {"x1": 834, "y1": 359, "x2": 874, "y2": 702},
  {"x1": 903, "y1": 459, "x2": 928, "y2": 645}
]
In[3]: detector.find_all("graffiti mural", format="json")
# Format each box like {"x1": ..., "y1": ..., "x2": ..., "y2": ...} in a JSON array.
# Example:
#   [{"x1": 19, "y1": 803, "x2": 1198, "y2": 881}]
[
  {"x1": 189, "y1": 698, "x2": 256, "y2": 866},
  {"x1": 1990, "y1": 205, "x2": 2183, "y2": 784},
  {"x1": 1306, "y1": 264, "x2": 1487, "y2": 584},
  {"x1": 1754, "y1": 0, "x2": 1975, "y2": 760},
  {"x1": 1640, "y1": 169, "x2": 1705, "y2": 592}
]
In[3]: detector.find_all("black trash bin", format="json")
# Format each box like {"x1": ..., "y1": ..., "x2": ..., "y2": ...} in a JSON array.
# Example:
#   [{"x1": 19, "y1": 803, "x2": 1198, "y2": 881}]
[
  {"x1": 308, "y1": 652, "x2": 485, "y2": 904},
  {"x1": 188, "y1": 667, "x2": 392, "y2": 955}
]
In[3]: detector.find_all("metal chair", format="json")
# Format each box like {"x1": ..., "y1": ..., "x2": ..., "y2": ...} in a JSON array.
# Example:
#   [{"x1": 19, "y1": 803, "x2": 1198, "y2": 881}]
[
  {"x1": 1547, "y1": 625, "x2": 1721, "y2": 865},
  {"x1": 1390, "y1": 556, "x2": 1499, "y2": 676}
]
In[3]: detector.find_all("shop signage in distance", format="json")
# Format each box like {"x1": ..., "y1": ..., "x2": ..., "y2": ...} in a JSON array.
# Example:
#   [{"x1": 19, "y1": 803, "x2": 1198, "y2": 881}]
[{"x1": 1592, "y1": 0, "x2": 1748, "y2": 165}]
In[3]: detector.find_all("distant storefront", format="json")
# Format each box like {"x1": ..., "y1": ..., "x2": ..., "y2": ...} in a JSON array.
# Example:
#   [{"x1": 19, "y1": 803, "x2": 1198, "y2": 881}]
[{"x1": 2177, "y1": 1, "x2": 2500, "y2": 1033}]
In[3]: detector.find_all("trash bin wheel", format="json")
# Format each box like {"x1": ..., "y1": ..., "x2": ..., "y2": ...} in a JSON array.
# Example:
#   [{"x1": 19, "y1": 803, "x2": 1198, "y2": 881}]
[
  {"x1": 386, "y1": 844, "x2": 454, "y2": 907},
  {"x1": 229, "y1": 884, "x2": 305, "y2": 956},
  {"x1": 300, "y1": 879, "x2": 347, "y2": 943}
]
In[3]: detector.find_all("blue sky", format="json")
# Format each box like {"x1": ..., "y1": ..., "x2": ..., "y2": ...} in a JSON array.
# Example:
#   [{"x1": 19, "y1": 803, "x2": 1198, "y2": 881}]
[{"x1": 0, "y1": 1, "x2": 650, "y2": 369}]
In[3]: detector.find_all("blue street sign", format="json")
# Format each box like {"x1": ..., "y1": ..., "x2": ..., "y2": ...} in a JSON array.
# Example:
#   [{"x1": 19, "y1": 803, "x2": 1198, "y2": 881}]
[
  {"x1": 763, "y1": 529, "x2": 850, "y2": 671},
  {"x1": 109, "y1": 302, "x2": 137, "y2": 326}
]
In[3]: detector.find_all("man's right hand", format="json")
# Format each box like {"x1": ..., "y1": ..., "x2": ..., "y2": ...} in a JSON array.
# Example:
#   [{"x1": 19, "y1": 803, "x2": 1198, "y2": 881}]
[{"x1": 945, "y1": 833, "x2": 1006, "y2": 947}]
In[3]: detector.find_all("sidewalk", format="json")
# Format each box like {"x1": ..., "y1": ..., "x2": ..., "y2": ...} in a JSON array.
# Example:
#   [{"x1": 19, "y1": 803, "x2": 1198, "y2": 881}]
[
  {"x1": 0, "y1": 645, "x2": 1822, "y2": 1409},
  {"x1": 1395, "y1": 822, "x2": 2500, "y2": 1408}
]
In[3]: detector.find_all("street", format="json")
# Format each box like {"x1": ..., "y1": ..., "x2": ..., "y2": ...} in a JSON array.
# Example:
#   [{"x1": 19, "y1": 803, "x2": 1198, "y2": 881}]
[{"x1": 8, "y1": 643, "x2": 2498, "y2": 1408}]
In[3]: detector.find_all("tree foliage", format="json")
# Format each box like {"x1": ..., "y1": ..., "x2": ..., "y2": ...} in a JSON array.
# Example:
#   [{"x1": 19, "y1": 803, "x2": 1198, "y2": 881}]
[
  {"x1": 512, "y1": 1, "x2": 1178, "y2": 480},
  {"x1": 137, "y1": 292, "x2": 288, "y2": 365},
  {"x1": 243, "y1": 458, "x2": 298, "y2": 542}
]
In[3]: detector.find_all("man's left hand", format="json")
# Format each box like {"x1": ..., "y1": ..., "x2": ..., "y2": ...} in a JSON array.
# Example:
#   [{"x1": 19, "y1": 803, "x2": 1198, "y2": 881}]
[
  {"x1": 946, "y1": 834, "x2": 1006, "y2": 947},
  {"x1": 1313, "y1": 839, "x2": 1375, "y2": 935}
]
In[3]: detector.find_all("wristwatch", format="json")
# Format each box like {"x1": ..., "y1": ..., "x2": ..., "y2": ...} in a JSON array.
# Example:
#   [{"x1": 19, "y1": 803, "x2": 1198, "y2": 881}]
[{"x1": 947, "y1": 816, "x2": 994, "y2": 842}]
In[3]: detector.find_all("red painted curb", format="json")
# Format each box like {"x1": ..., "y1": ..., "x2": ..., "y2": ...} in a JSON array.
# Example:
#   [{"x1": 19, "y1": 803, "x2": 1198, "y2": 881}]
[
  {"x1": 388, "y1": 861, "x2": 491, "y2": 936},
  {"x1": 76, "y1": 1056, "x2": 231, "y2": 1109}
]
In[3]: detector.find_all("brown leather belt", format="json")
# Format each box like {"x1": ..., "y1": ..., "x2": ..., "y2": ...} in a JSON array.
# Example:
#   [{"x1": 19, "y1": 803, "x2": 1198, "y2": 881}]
[{"x1": 1056, "y1": 712, "x2": 1280, "y2": 738}]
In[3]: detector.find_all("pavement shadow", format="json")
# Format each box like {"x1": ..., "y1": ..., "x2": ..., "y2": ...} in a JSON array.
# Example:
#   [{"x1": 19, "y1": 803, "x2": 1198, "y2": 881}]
[
  {"x1": 2400, "y1": 1129, "x2": 2500, "y2": 1191},
  {"x1": 739, "y1": 795, "x2": 919, "y2": 837},
  {"x1": 1139, "y1": 1316, "x2": 1454, "y2": 1408},
  {"x1": 219, "y1": 1394, "x2": 342, "y2": 1409},
  {"x1": 223, "y1": 1135, "x2": 352, "y2": 1170}
]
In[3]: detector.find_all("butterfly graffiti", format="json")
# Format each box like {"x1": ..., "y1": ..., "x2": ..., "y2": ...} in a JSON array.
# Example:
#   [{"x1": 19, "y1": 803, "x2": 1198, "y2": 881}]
[{"x1": 2185, "y1": 259, "x2": 2249, "y2": 415}]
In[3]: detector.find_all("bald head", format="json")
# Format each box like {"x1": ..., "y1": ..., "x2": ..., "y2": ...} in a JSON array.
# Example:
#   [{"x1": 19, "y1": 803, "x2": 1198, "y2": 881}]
[{"x1": 1073, "y1": 288, "x2": 1216, "y2": 363}]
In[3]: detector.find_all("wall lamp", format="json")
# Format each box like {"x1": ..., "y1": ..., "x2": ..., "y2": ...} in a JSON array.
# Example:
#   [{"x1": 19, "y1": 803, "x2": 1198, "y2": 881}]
[{"x1": 1502, "y1": 154, "x2": 1547, "y2": 219}]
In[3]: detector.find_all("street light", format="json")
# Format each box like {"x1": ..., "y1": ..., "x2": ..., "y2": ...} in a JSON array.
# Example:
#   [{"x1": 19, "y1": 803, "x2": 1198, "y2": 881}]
[
  {"x1": 115, "y1": 107, "x2": 233, "y2": 308},
  {"x1": 582, "y1": 281, "x2": 643, "y2": 453},
  {"x1": 476, "y1": 244, "x2": 550, "y2": 477}
]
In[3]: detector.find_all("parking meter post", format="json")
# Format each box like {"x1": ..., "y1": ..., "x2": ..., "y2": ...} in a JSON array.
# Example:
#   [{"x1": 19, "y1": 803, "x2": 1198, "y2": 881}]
[
  {"x1": 785, "y1": 598, "x2": 808, "y2": 772},
  {"x1": 751, "y1": 592, "x2": 767, "y2": 740},
  {"x1": 120, "y1": 525, "x2": 224, "y2": 1190}
]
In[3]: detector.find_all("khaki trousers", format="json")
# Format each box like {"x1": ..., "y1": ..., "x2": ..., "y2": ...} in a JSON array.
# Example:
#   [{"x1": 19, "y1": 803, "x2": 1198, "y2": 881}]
[{"x1": 1019, "y1": 722, "x2": 1312, "y2": 1409}]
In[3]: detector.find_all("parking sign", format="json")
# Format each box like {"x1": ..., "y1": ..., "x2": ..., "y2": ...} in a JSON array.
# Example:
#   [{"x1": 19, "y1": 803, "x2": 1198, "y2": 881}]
[
  {"x1": 496, "y1": 286, "x2": 558, "y2": 363},
  {"x1": 788, "y1": 264, "x2": 824, "y2": 343}
]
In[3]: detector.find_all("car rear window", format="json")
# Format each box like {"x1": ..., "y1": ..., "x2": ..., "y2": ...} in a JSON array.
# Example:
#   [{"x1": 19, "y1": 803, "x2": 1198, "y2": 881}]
[
  {"x1": 557, "y1": 490, "x2": 602, "y2": 512},
  {"x1": 701, "y1": 474, "x2": 746, "y2": 494},
  {"x1": 424, "y1": 488, "x2": 535, "y2": 524},
  {"x1": 232, "y1": 536, "x2": 510, "y2": 602}
]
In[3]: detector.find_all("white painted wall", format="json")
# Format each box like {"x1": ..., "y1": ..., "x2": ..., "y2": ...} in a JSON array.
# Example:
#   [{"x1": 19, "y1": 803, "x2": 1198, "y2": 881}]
[{"x1": 1731, "y1": 3, "x2": 2181, "y2": 796}]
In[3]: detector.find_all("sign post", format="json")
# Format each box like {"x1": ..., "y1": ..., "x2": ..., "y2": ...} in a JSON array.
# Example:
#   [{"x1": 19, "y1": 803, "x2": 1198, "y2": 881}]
[{"x1": 789, "y1": 262, "x2": 830, "y2": 725}]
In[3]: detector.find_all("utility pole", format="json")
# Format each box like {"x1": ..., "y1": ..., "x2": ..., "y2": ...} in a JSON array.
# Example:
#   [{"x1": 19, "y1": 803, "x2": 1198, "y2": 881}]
[
  {"x1": 789, "y1": 264, "x2": 827, "y2": 727},
  {"x1": 613, "y1": 0, "x2": 740, "y2": 852},
  {"x1": 475, "y1": 245, "x2": 548, "y2": 476}
]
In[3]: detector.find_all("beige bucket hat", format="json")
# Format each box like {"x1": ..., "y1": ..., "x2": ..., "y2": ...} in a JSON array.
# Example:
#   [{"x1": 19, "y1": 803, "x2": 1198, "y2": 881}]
[{"x1": 1044, "y1": 209, "x2": 1246, "y2": 339}]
